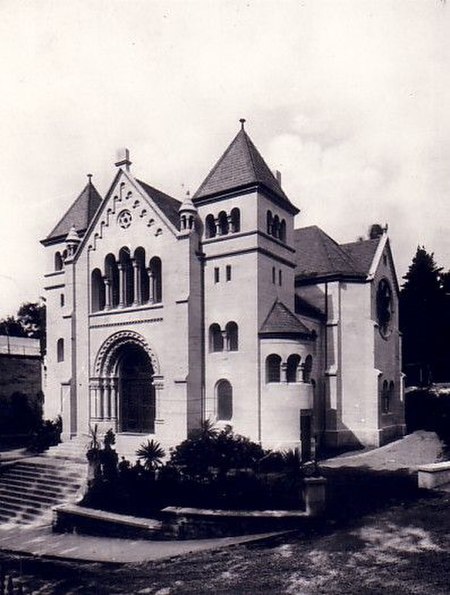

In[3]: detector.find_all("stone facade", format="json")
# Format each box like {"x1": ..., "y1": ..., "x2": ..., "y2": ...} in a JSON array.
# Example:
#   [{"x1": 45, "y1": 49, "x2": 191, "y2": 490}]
[{"x1": 41, "y1": 125, "x2": 405, "y2": 458}]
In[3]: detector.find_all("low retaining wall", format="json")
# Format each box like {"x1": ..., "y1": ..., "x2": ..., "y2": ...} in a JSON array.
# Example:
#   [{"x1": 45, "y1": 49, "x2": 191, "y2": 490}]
[
  {"x1": 53, "y1": 504, "x2": 162, "y2": 539},
  {"x1": 418, "y1": 462, "x2": 450, "y2": 489},
  {"x1": 53, "y1": 477, "x2": 327, "y2": 540}
]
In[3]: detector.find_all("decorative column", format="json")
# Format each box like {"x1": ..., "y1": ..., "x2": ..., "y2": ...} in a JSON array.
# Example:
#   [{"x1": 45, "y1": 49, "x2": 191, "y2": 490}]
[
  {"x1": 281, "y1": 362, "x2": 288, "y2": 383},
  {"x1": 118, "y1": 263, "x2": 126, "y2": 307},
  {"x1": 104, "y1": 379, "x2": 112, "y2": 420},
  {"x1": 110, "y1": 378, "x2": 118, "y2": 423},
  {"x1": 147, "y1": 268, "x2": 154, "y2": 304},
  {"x1": 98, "y1": 378, "x2": 106, "y2": 419},
  {"x1": 132, "y1": 259, "x2": 141, "y2": 306},
  {"x1": 89, "y1": 379, "x2": 101, "y2": 420},
  {"x1": 104, "y1": 277, "x2": 112, "y2": 310}
]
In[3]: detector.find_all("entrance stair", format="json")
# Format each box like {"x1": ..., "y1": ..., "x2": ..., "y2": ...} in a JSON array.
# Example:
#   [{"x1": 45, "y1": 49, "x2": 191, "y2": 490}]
[{"x1": 0, "y1": 455, "x2": 86, "y2": 527}]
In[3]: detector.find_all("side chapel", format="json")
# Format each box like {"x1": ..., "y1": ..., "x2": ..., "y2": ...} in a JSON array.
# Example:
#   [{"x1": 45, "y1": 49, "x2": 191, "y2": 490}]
[{"x1": 41, "y1": 122, "x2": 405, "y2": 458}]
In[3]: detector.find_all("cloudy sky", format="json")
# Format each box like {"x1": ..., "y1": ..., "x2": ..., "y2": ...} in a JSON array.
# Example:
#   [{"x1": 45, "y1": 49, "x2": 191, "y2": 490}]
[{"x1": 1, "y1": 0, "x2": 449, "y2": 317}]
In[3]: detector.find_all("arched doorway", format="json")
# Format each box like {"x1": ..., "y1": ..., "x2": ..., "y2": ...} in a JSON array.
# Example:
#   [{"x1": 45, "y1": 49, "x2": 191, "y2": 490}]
[{"x1": 117, "y1": 344, "x2": 155, "y2": 433}]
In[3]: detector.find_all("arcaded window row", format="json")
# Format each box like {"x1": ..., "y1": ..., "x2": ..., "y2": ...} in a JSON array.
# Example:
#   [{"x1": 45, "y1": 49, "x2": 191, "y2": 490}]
[
  {"x1": 91, "y1": 247, "x2": 162, "y2": 312},
  {"x1": 266, "y1": 211, "x2": 286, "y2": 242},
  {"x1": 205, "y1": 208, "x2": 240, "y2": 239},
  {"x1": 266, "y1": 353, "x2": 313, "y2": 384},
  {"x1": 209, "y1": 322, "x2": 239, "y2": 352}
]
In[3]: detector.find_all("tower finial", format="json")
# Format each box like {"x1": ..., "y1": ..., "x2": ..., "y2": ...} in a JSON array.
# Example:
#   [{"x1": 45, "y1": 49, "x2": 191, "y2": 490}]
[
  {"x1": 87, "y1": 174, "x2": 93, "y2": 184},
  {"x1": 239, "y1": 118, "x2": 246, "y2": 130}
]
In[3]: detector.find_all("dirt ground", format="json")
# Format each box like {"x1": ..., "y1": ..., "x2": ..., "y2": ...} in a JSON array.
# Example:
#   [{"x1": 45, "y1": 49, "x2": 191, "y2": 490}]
[{"x1": 1, "y1": 491, "x2": 449, "y2": 594}]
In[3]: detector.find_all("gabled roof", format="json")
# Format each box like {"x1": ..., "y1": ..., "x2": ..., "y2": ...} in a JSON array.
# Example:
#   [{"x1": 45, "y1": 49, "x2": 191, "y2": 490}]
[
  {"x1": 194, "y1": 126, "x2": 299, "y2": 213},
  {"x1": 137, "y1": 180, "x2": 182, "y2": 229},
  {"x1": 341, "y1": 238, "x2": 380, "y2": 276},
  {"x1": 295, "y1": 226, "x2": 362, "y2": 280},
  {"x1": 260, "y1": 300, "x2": 314, "y2": 337},
  {"x1": 294, "y1": 225, "x2": 384, "y2": 283},
  {"x1": 44, "y1": 181, "x2": 102, "y2": 244}
]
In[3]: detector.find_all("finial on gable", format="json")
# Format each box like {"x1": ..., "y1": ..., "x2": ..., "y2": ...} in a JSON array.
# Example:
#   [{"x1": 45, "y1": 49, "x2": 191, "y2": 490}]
[
  {"x1": 87, "y1": 174, "x2": 93, "y2": 184},
  {"x1": 239, "y1": 118, "x2": 246, "y2": 130},
  {"x1": 115, "y1": 148, "x2": 132, "y2": 172}
]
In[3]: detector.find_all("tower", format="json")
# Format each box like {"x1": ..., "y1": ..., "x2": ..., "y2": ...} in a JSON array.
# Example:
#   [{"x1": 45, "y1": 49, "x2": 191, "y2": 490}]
[{"x1": 194, "y1": 120, "x2": 299, "y2": 441}]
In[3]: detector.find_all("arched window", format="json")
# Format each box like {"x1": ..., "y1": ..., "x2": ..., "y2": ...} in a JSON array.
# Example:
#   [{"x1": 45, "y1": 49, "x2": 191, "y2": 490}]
[
  {"x1": 149, "y1": 256, "x2": 162, "y2": 303},
  {"x1": 54, "y1": 252, "x2": 63, "y2": 271},
  {"x1": 134, "y1": 247, "x2": 149, "y2": 304},
  {"x1": 266, "y1": 354, "x2": 281, "y2": 383},
  {"x1": 118, "y1": 247, "x2": 134, "y2": 307},
  {"x1": 205, "y1": 214, "x2": 216, "y2": 239},
  {"x1": 267, "y1": 211, "x2": 273, "y2": 235},
  {"x1": 218, "y1": 211, "x2": 229, "y2": 235},
  {"x1": 230, "y1": 208, "x2": 241, "y2": 233},
  {"x1": 57, "y1": 338, "x2": 64, "y2": 362},
  {"x1": 381, "y1": 380, "x2": 391, "y2": 413},
  {"x1": 209, "y1": 324, "x2": 223, "y2": 352},
  {"x1": 91, "y1": 268, "x2": 105, "y2": 312},
  {"x1": 217, "y1": 379, "x2": 233, "y2": 421},
  {"x1": 280, "y1": 219, "x2": 286, "y2": 243},
  {"x1": 225, "y1": 322, "x2": 238, "y2": 351},
  {"x1": 272, "y1": 215, "x2": 280, "y2": 239},
  {"x1": 105, "y1": 253, "x2": 119, "y2": 308},
  {"x1": 303, "y1": 355, "x2": 313, "y2": 383},
  {"x1": 286, "y1": 354, "x2": 301, "y2": 383}
]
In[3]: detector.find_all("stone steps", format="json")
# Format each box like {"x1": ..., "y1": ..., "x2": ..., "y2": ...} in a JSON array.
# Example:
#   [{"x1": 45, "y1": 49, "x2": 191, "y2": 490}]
[
  {"x1": 45, "y1": 437, "x2": 90, "y2": 462},
  {"x1": 0, "y1": 456, "x2": 86, "y2": 526}
]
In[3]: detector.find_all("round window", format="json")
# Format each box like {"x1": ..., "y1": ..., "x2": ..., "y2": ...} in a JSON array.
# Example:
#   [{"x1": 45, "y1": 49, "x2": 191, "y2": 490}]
[{"x1": 117, "y1": 210, "x2": 132, "y2": 229}]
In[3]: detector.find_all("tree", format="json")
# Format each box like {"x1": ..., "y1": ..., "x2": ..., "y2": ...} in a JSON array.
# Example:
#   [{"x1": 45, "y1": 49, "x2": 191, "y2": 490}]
[
  {"x1": 0, "y1": 301, "x2": 46, "y2": 355},
  {"x1": 400, "y1": 247, "x2": 446, "y2": 385},
  {"x1": 0, "y1": 316, "x2": 27, "y2": 337}
]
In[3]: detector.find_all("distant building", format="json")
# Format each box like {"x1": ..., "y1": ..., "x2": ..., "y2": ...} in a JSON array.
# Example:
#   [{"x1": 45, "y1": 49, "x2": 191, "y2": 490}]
[
  {"x1": 0, "y1": 335, "x2": 42, "y2": 437},
  {"x1": 41, "y1": 123, "x2": 405, "y2": 457}
]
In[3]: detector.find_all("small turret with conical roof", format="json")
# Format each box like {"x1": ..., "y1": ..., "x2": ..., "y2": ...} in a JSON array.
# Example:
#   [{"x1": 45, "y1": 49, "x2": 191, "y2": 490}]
[
  {"x1": 178, "y1": 191, "x2": 197, "y2": 232},
  {"x1": 65, "y1": 225, "x2": 81, "y2": 258}
]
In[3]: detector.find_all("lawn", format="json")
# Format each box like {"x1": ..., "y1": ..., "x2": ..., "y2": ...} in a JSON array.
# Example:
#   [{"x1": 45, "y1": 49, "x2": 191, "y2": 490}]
[{"x1": 1, "y1": 491, "x2": 449, "y2": 594}]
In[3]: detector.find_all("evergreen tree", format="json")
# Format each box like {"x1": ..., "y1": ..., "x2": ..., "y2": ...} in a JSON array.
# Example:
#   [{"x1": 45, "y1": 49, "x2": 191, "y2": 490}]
[{"x1": 400, "y1": 247, "x2": 445, "y2": 385}]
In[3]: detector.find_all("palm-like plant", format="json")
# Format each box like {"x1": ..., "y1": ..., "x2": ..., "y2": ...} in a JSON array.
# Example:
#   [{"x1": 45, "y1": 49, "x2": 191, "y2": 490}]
[{"x1": 136, "y1": 439, "x2": 166, "y2": 471}]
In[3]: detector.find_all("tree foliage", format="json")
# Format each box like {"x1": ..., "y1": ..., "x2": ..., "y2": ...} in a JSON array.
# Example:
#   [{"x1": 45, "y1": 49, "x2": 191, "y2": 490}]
[
  {"x1": 0, "y1": 301, "x2": 46, "y2": 354},
  {"x1": 400, "y1": 246, "x2": 450, "y2": 384}
]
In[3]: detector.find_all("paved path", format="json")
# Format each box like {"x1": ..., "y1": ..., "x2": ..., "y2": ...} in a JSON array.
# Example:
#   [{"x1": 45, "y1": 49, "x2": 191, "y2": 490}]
[
  {"x1": 0, "y1": 523, "x2": 285, "y2": 564},
  {"x1": 322, "y1": 430, "x2": 445, "y2": 471}
]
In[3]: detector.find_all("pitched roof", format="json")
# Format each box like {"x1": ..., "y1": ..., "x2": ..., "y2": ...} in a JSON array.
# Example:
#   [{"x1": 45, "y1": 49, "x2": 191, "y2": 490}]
[
  {"x1": 260, "y1": 300, "x2": 313, "y2": 337},
  {"x1": 45, "y1": 181, "x2": 102, "y2": 243},
  {"x1": 194, "y1": 127, "x2": 298, "y2": 213},
  {"x1": 294, "y1": 225, "x2": 382, "y2": 282},
  {"x1": 341, "y1": 238, "x2": 380, "y2": 275},
  {"x1": 137, "y1": 180, "x2": 182, "y2": 229},
  {"x1": 295, "y1": 295, "x2": 325, "y2": 320}
]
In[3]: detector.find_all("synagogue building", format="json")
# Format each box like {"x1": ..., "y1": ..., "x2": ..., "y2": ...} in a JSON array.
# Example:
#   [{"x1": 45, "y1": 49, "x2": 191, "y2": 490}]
[{"x1": 41, "y1": 122, "x2": 405, "y2": 458}]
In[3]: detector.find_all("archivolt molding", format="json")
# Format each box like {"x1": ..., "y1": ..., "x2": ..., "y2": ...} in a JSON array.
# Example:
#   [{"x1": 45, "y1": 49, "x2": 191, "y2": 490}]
[{"x1": 93, "y1": 330, "x2": 160, "y2": 377}]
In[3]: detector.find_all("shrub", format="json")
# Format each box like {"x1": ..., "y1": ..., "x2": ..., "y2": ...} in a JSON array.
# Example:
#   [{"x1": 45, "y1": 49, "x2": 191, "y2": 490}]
[
  {"x1": 136, "y1": 439, "x2": 165, "y2": 471},
  {"x1": 169, "y1": 424, "x2": 267, "y2": 478},
  {"x1": 28, "y1": 415, "x2": 62, "y2": 452}
]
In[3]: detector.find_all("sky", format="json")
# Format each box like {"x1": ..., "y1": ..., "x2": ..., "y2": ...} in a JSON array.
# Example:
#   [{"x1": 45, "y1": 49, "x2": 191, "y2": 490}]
[{"x1": 1, "y1": 0, "x2": 449, "y2": 318}]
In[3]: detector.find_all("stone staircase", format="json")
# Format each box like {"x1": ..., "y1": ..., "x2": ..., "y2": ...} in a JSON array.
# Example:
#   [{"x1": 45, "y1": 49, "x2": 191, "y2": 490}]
[
  {"x1": 0, "y1": 454, "x2": 87, "y2": 527},
  {"x1": 45, "y1": 435, "x2": 90, "y2": 462}
]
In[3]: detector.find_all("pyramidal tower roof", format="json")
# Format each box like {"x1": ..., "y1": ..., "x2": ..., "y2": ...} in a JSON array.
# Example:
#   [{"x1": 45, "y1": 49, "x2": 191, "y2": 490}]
[
  {"x1": 43, "y1": 177, "x2": 102, "y2": 244},
  {"x1": 194, "y1": 121, "x2": 299, "y2": 213}
]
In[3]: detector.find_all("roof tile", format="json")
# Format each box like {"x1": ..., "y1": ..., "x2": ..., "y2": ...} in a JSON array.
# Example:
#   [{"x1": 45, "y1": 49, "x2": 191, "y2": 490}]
[
  {"x1": 260, "y1": 300, "x2": 313, "y2": 336},
  {"x1": 194, "y1": 128, "x2": 297, "y2": 212},
  {"x1": 46, "y1": 181, "x2": 102, "y2": 242}
]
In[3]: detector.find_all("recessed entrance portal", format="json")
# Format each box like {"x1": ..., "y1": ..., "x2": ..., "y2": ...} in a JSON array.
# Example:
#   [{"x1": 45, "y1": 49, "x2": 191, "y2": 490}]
[{"x1": 118, "y1": 344, "x2": 155, "y2": 433}]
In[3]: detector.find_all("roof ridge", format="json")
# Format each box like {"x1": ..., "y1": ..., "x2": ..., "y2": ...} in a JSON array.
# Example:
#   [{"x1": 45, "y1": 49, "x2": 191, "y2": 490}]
[{"x1": 193, "y1": 130, "x2": 241, "y2": 199}]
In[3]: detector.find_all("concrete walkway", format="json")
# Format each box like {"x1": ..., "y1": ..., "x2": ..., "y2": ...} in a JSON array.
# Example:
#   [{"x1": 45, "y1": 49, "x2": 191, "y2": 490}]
[
  {"x1": 0, "y1": 523, "x2": 285, "y2": 564},
  {"x1": 322, "y1": 431, "x2": 445, "y2": 472}
]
